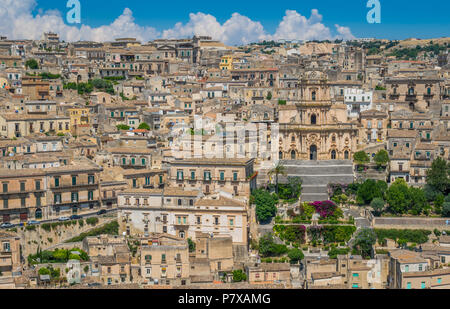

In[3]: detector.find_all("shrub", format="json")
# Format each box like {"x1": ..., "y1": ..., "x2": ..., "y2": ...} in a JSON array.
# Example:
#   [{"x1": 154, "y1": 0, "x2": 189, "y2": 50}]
[
  {"x1": 328, "y1": 247, "x2": 350, "y2": 259},
  {"x1": 232, "y1": 270, "x2": 247, "y2": 282},
  {"x1": 65, "y1": 221, "x2": 119, "y2": 243},
  {"x1": 86, "y1": 217, "x2": 99, "y2": 226},
  {"x1": 374, "y1": 229, "x2": 431, "y2": 245},
  {"x1": 252, "y1": 189, "x2": 278, "y2": 223},
  {"x1": 288, "y1": 248, "x2": 304, "y2": 263}
]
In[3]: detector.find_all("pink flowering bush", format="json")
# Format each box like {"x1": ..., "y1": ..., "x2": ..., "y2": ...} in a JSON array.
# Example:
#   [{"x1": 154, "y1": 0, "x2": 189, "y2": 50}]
[{"x1": 310, "y1": 200, "x2": 338, "y2": 219}]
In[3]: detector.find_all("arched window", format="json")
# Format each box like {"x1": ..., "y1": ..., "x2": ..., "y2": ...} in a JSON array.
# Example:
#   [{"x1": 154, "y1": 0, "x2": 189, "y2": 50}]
[
  {"x1": 291, "y1": 150, "x2": 296, "y2": 160},
  {"x1": 344, "y1": 151, "x2": 349, "y2": 160},
  {"x1": 291, "y1": 135, "x2": 295, "y2": 143},
  {"x1": 408, "y1": 87, "x2": 415, "y2": 95},
  {"x1": 279, "y1": 151, "x2": 283, "y2": 160},
  {"x1": 332, "y1": 135, "x2": 336, "y2": 143},
  {"x1": 427, "y1": 87, "x2": 431, "y2": 95},
  {"x1": 311, "y1": 114, "x2": 317, "y2": 125},
  {"x1": 331, "y1": 150, "x2": 337, "y2": 160},
  {"x1": 35, "y1": 208, "x2": 42, "y2": 219},
  {"x1": 312, "y1": 91, "x2": 316, "y2": 101}
]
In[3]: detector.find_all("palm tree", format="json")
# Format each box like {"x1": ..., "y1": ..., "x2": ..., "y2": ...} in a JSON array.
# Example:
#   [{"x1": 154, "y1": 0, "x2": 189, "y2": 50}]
[{"x1": 268, "y1": 162, "x2": 287, "y2": 194}]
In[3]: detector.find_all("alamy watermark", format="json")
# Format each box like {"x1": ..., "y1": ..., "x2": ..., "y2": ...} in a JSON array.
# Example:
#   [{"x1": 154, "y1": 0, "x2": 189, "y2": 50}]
[
  {"x1": 367, "y1": 0, "x2": 381, "y2": 24},
  {"x1": 66, "y1": 0, "x2": 81, "y2": 24}
]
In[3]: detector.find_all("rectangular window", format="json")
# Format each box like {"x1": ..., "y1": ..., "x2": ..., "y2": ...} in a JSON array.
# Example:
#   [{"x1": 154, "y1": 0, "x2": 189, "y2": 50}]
[
  {"x1": 233, "y1": 172, "x2": 238, "y2": 181},
  {"x1": 3, "y1": 198, "x2": 8, "y2": 209},
  {"x1": 191, "y1": 171, "x2": 195, "y2": 180},
  {"x1": 220, "y1": 172, "x2": 225, "y2": 181},
  {"x1": 20, "y1": 182, "x2": 26, "y2": 192},
  {"x1": 72, "y1": 176, "x2": 77, "y2": 186},
  {"x1": 54, "y1": 177, "x2": 60, "y2": 187},
  {"x1": 2, "y1": 183, "x2": 7, "y2": 193},
  {"x1": 421, "y1": 282, "x2": 426, "y2": 289},
  {"x1": 71, "y1": 192, "x2": 79, "y2": 202},
  {"x1": 88, "y1": 175, "x2": 95, "y2": 184},
  {"x1": 407, "y1": 282, "x2": 411, "y2": 289},
  {"x1": 35, "y1": 181, "x2": 41, "y2": 190},
  {"x1": 88, "y1": 191, "x2": 94, "y2": 201}
]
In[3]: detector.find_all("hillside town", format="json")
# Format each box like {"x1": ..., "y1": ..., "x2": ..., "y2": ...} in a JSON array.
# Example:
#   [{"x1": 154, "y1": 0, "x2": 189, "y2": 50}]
[{"x1": 0, "y1": 33, "x2": 449, "y2": 289}]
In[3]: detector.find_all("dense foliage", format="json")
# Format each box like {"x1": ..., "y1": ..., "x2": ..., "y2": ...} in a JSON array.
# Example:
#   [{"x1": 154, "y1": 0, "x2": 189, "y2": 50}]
[
  {"x1": 356, "y1": 179, "x2": 387, "y2": 205},
  {"x1": 287, "y1": 248, "x2": 304, "y2": 263},
  {"x1": 274, "y1": 225, "x2": 306, "y2": 243},
  {"x1": 374, "y1": 229, "x2": 432, "y2": 245},
  {"x1": 426, "y1": 157, "x2": 450, "y2": 195},
  {"x1": 252, "y1": 189, "x2": 279, "y2": 223},
  {"x1": 258, "y1": 233, "x2": 289, "y2": 257},
  {"x1": 29, "y1": 248, "x2": 89, "y2": 265},
  {"x1": 25, "y1": 59, "x2": 39, "y2": 69},
  {"x1": 353, "y1": 228, "x2": 377, "y2": 258},
  {"x1": 353, "y1": 151, "x2": 370, "y2": 164},
  {"x1": 65, "y1": 221, "x2": 119, "y2": 243}
]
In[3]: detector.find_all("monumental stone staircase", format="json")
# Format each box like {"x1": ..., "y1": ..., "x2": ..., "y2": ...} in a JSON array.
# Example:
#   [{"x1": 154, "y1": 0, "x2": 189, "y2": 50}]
[{"x1": 278, "y1": 160, "x2": 355, "y2": 202}]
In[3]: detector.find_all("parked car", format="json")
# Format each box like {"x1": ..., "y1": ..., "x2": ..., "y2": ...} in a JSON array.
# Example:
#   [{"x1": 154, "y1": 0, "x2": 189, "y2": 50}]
[
  {"x1": 96, "y1": 210, "x2": 107, "y2": 215},
  {"x1": 70, "y1": 215, "x2": 82, "y2": 220},
  {"x1": 0, "y1": 222, "x2": 14, "y2": 229},
  {"x1": 58, "y1": 217, "x2": 70, "y2": 222},
  {"x1": 27, "y1": 220, "x2": 40, "y2": 225}
]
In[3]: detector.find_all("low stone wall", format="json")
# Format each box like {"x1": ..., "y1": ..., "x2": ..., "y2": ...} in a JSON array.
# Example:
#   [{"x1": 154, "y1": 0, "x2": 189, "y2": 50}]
[
  {"x1": 374, "y1": 217, "x2": 450, "y2": 231},
  {"x1": 15, "y1": 216, "x2": 116, "y2": 258}
]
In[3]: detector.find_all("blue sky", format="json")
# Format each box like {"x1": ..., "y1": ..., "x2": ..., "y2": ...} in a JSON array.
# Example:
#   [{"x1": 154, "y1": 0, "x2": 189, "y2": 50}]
[{"x1": 31, "y1": 0, "x2": 450, "y2": 40}]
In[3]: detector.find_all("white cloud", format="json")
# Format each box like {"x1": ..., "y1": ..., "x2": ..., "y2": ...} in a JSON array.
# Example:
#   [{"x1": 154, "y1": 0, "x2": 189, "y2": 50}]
[
  {"x1": 162, "y1": 12, "x2": 266, "y2": 46},
  {"x1": 0, "y1": 1, "x2": 355, "y2": 44},
  {"x1": 335, "y1": 24, "x2": 356, "y2": 40},
  {"x1": 0, "y1": 0, "x2": 159, "y2": 42}
]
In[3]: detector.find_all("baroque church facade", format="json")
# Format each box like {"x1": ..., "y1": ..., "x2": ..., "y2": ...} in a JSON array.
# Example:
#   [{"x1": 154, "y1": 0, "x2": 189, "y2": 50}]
[{"x1": 278, "y1": 70, "x2": 359, "y2": 161}]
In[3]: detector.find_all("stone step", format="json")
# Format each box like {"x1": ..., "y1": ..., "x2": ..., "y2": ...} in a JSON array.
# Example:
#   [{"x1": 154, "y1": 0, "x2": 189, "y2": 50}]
[
  {"x1": 302, "y1": 185, "x2": 328, "y2": 194},
  {"x1": 282, "y1": 160, "x2": 353, "y2": 166},
  {"x1": 301, "y1": 193, "x2": 330, "y2": 202},
  {"x1": 280, "y1": 175, "x2": 354, "y2": 186}
]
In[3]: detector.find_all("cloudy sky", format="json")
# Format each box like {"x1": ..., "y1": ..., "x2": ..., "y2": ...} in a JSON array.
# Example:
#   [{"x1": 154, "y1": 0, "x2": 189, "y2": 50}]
[{"x1": 0, "y1": 0, "x2": 448, "y2": 45}]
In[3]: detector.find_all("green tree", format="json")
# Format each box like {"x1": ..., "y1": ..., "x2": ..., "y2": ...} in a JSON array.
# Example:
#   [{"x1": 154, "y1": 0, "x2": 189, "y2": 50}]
[
  {"x1": 266, "y1": 91, "x2": 272, "y2": 100},
  {"x1": 38, "y1": 267, "x2": 51, "y2": 276},
  {"x1": 288, "y1": 248, "x2": 304, "y2": 263},
  {"x1": 25, "y1": 59, "x2": 39, "y2": 69},
  {"x1": 443, "y1": 200, "x2": 450, "y2": 217},
  {"x1": 116, "y1": 124, "x2": 130, "y2": 131},
  {"x1": 354, "y1": 151, "x2": 370, "y2": 165},
  {"x1": 426, "y1": 157, "x2": 450, "y2": 194},
  {"x1": 232, "y1": 269, "x2": 247, "y2": 282},
  {"x1": 356, "y1": 179, "x2": 385, "y2": 205},
  {"x1": 409, "y1": 187, "x2": 427, "y2": 215},
  {"x1": 187, "y1": 238, "x2": 196, "y2": 253},
  {"x1": 138, "y1": 122, "x2": 151, "y2": 130},
  {"x1": 353, "y1": 228, "x2": 377, "y2": 258},
  {"x1": 258, "y1": 233, "x2": 288, "y2": 257},
  {"x1": 268, "y1": 162, "x2": 287, "y2": 194},
  {"x1": 252, "y1": 189, "x2": 278, "y2": 223},
  {"x1": 374, "y1": 149, "x2": 390, "y2": 167},
  {"x1": 386, "y1": 179, "x2": 412, "y2": 214},
  {"x1": 370, "y1": 197, "x2": 385, "y2": 216},
  {"x1": 434, "y1": 193, "x2": 445, "y2": 215}
]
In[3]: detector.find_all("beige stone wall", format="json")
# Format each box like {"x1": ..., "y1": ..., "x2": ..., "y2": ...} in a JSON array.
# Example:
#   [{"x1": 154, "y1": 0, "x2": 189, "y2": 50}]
[{"x1": 16, "y1": 217, "x2": 116, "y2": 258}]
